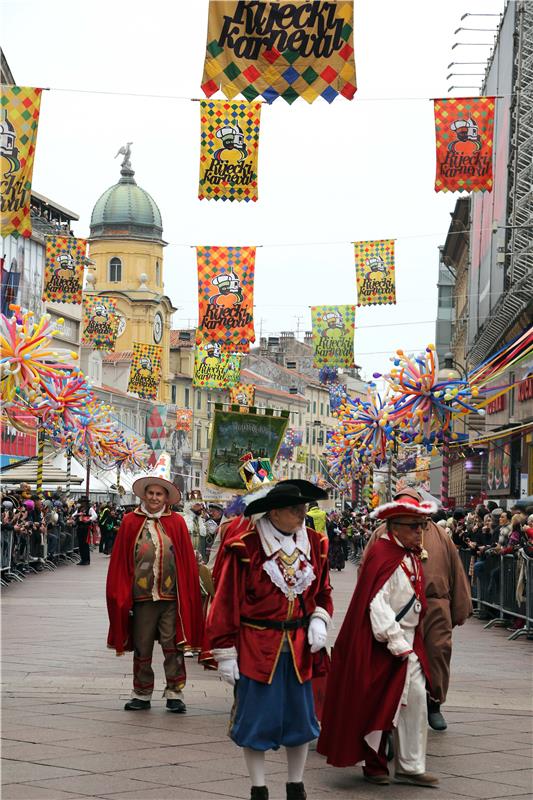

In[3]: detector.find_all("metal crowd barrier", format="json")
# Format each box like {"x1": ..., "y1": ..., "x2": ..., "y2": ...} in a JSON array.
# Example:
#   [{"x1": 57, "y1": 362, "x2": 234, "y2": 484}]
[
  {"x1": 459, "y1": 548, "x2": 532, "y2": 640},
  {"x1": 2, "y1": 522, "x2": 81, "y2": 587}
]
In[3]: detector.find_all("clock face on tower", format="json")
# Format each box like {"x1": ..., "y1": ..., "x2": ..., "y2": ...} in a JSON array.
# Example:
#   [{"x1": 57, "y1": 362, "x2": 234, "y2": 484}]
[
  {"x1": 116, "y1": 313, "x2": 126, "y2": 338},
  {"x1": 153, "y1": 311, "x2": 163, "y2": 344}
]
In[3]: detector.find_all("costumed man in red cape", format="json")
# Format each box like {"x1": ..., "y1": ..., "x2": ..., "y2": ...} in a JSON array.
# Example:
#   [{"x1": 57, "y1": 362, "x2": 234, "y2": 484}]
[
  {"x1": 317, "y1": 495, "x2": 439, "y2": 788},
  {"x1": 206, "y1": 480, "x2": 333, "y2": 800},
  {"x1": 106, "y1": 458, "x2": 204, "y2": 713},
  {"x1": 362, "y1": 487, "x2": 472, "y2": 731}
]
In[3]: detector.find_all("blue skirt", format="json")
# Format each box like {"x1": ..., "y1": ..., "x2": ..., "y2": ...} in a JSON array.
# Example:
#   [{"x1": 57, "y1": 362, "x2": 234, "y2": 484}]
[{"x1": 229, "y1": 652, "x2": 320, "y2": 751}]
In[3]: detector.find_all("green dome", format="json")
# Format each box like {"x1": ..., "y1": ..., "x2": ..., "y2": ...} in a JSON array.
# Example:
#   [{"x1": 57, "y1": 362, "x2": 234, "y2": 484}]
[{"x1": 90, "y1": 164, "x2": 163, "y2": 241}]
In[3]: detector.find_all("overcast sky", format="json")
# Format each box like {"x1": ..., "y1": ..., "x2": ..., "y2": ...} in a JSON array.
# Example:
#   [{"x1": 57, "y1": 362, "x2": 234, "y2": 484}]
[{"x1": 2, "y1": 0, "x2": 506, "y2": 380}]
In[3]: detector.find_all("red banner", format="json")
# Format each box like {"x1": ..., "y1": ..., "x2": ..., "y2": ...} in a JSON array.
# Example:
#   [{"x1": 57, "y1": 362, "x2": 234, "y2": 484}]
[{"x1": 434, "y1": 97, "x2": 495, "y2": 193}]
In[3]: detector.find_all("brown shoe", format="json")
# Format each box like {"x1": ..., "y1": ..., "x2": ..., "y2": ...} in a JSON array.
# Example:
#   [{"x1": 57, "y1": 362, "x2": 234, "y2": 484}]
[
  {"x1": 395, "y1": 772, "x2": 439, "y2": 788},
  {"x1": 364, "y1": 774, "x2": 390, "y2": 785}
]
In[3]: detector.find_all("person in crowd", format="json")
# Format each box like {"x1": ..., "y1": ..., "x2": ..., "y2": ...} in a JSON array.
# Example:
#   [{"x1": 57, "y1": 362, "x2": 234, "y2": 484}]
[
  {"x1": 99, "y1": 504, "x2": 118, "y2": 555},
  {"x1": 206, "y1": 480, "x2": 333, "y2": 800},
  {"x1": 205, "y1": 503, "x2": 224, "y2": 557},
  {"x1": 106, "y1": 472, "x2": 203, "y2": 713},
  {"x1": 361, "y1": 488, "x2": 471, "y2": 731},
  {"x1": 307, "y1": 500, "x2": 327, "y2": 533},
  {"x1": 328, "y1": 517, "x2": 346, "y2": 572},
  {"x1": 183, "y1": 500, "x2": 208, "y2": 562},
  {"x1": 318, "y1": 494, "x2": 438, "y2": 787},
  {"x1": 74, "y1": 500, "x2": 93, "y2": 565}
]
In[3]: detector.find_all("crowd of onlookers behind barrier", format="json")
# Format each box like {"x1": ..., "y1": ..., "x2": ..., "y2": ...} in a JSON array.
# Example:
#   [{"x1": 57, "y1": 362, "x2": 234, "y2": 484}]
[{"x1": 2, "y1": 486, "x2": 532, "y2": 639}]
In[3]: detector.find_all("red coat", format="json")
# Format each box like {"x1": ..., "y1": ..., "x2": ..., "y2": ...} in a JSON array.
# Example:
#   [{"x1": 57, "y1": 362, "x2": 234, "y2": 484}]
[
  {"x1": 106, "y1": 508, "x2": 204, "y2": 654},
  {"x1": 317, "y1": 537, "x2": 430, "y2": 767},
  {"x1": 205, "y1": 519, "x2": 333, "y2": 684}
]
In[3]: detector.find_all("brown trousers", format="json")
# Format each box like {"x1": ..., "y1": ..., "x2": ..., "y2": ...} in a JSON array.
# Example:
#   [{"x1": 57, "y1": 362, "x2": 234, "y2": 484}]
[
  {"x1": 424, "y1": 598, "x2": 452, "y2": 705},
  {"x1": 132, "y1": 600, "x2": 186, "y2": 700}
]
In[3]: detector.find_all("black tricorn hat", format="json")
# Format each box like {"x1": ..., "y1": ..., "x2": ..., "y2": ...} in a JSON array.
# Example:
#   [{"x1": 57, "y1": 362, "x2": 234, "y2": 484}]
[{"x1": 244, "y1": 480, "x2": 328, "y2": 517}]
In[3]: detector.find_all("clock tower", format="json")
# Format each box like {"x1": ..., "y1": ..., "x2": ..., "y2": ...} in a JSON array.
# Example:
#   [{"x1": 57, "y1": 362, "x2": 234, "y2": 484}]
[{"x1": 87, "y1": 148, "x2": 175, "y2": 402}]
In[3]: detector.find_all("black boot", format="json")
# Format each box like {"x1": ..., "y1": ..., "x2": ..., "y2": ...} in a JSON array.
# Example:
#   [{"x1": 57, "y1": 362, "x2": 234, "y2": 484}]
[
  {"x1": 250, "y1": 787, "x2": 268, "y2": 800},
  {"x1": 166, "y1": 698, "x2": 186, "y2": 713},
  {"x1": 427, "y1": 698, "x2": 447, "y2": 731},
  {"x1": 286, "y1": 782, "x2": 307, "y2": 800},
  {"x1": 124, "y1": 698, "x2": 151, "y2": 711}
]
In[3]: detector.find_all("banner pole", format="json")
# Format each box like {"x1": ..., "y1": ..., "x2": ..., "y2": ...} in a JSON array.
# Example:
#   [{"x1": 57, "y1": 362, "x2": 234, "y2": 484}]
[
  {"x1": 65, "y1": 445, "x2": 72, "y2": 499},
  {"x1": 36, "y1": 421, "x2": 45, "y2": 498}
]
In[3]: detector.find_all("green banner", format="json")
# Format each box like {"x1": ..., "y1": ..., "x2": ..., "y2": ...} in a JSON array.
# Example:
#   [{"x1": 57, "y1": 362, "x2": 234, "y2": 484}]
[{"x1": 207, "y1": 408, "x2": 288, "y2": 491}]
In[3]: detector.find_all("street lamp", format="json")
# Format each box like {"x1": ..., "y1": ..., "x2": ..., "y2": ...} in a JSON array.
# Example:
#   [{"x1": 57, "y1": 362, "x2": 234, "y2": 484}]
[{"x1": 437, "y1": 353, "x2": 466, "y2": 511}]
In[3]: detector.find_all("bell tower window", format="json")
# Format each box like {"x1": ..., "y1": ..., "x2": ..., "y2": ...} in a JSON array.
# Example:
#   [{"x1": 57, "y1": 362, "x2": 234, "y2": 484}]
[
  {"x1": 155, "y1": 260, "x2": 160, "y2": 286},
  {"x1": 109, "y1": 257, "x2": 122, "y2": 283}
]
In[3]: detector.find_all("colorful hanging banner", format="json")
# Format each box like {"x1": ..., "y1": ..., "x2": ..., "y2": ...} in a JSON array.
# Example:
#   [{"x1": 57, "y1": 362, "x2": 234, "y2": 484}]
[
  {"x1": 196, "y1": 246, "x2": 255, "y2": 352},
  {"x1": 354, "y1": 239, "x2": 396, "y2": 306},
  {"x1": 1, "y1": 86, "x2": 42, "y2": 239},
  {"x1": 146, "y1": 405, "x2": 168, "y2": 451},
  {"x1": 311, "y1": 305, "x2": 355, "y2": 368},
  {"x1": 43, "y1": 236, "x2": 87, "y2": 304},
  {"x1": 127, "y1": 342, "x2": 162, "y2": 400},
  {"x1": 81, "y1": 296, "x2": 119, "y2": 351},
  {"x1": 193, "y1": 343, "x2": 241, "y2": 388},
  {"x1": 175, "y1": 409, "x2": 193, "y2": 431},
  {"x1": 434, "y1": 97, "x2": 495, "y2": 193},
  {"x1": 229, "y1": 383, "x2": 255, "y2": 407},
  {"x1": 199, "y1": 100, "x2": 261, "y2": 202},
  {"x1": 201, "y1": 1, "x2": 357, "y2": 105},
  {"x1": 207, "y1": 408, "x2": 288, "y2": 490}
]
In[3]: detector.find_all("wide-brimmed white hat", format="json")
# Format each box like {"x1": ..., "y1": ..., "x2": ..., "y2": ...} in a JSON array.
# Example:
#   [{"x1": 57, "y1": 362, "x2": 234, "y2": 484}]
[{"x1": 132, "y1": 452, "x2": 181, "y2": 506}]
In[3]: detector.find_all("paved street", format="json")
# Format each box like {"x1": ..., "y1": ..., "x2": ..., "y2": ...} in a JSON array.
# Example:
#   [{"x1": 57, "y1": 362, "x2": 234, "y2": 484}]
[{"x1": 2, "y1": 554, "x2": 532, "y2": 800}]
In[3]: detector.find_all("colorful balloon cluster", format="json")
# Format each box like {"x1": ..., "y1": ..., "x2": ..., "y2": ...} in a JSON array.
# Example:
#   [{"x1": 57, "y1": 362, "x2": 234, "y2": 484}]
[{"x1": 1, "y1": 308, "x2": 150, "y2": 473}]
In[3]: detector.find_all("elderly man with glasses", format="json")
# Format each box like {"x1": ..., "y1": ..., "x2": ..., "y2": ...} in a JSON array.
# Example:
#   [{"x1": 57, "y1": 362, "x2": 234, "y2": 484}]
[{"x1": 318, "y1": 493, "x2": 439, "y2": 788}]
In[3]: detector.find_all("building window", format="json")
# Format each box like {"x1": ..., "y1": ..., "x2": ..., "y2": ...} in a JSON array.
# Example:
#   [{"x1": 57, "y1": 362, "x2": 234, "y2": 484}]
[
  {"x1": 196, "y1": 390, "x2": 202, "y2": 411},
  {"x1": 171, "y1": 385, "x2": 177, "y2": 404},
  {"x1": 312, "y1": 429, "x2": 316, "y2": 445},
  {"x1": 306, "y1": 428, "x2": 310, "y2": 445},
  {"x1": 109, "y1": 257, "x2": 122, "y2": 283},
  {"x1": 184, "y1": 387, "x2": 190, "y2": 408},
  {"x1": 320, "y1": 402, "x2": 324, "y2": 416},
  {"x1": 196, "y1": 426, "x2": 201, "y2": 450},
  {"x1": 155, "y1": 260, "x2": 160, "y2": 286},
  {"x1": 313, "y1": 400, "x2": 317, "y2": 414},
  {"x1": 195, "y1": 470, "x2": 201, "y2": 488}
]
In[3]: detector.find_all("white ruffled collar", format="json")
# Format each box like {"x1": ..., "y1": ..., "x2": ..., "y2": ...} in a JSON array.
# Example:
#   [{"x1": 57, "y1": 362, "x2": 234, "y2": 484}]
[
  {"x1": 257, "y1": 516, "x2": 311, "y2": 558},
  {"x1": 257, "y1": 517, "x2": 314, "y2": 600}
]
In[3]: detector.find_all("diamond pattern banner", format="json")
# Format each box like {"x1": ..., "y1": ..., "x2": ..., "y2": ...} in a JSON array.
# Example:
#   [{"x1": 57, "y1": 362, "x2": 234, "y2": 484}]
[
  {"x1": 81, "y1": 296, "x2": 119, "y2": 351},
  {"x1": 193, "y1": 343, "x2": 241, "y2": 388},
  {"x1": 127, "y1": 343, "x2": 162, "y2": 400},
  {"x1": 354, "y1": 240, "x2": 396, "y2": 306},
  {"x1": 229, "y1": 383, "x2": 255, "y2": 412},
  {"x1": 311, "y1": 305, "x2": 355, "y2": 368},
  {"x1": 196, "y1": 246, "x2": 255, "y2": 352},
  {"x1": 434, "y1": 97, "x2": 495, "y2": 193},
  {"x1": 43, "y1": 236, "x2": 87, "y2": 304},
  {"x1": 201, "y1": 1, "x2": 357, "y2": 104},
  {"x1": 0, "y1": 86, "x2": 42, "y2": 238},
  {"x1": 175, "y1": 409, "x2": 193, "y2": 431},
  {"x1": 146, "y1": 405, "x2": 168, "y2": 451},
  {"x1": 199, "y1": 100, "x2": 261, "y2": 202}
]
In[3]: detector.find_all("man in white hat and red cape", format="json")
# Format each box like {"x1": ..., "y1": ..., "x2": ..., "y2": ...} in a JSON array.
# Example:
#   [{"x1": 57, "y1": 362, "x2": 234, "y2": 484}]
[
  {"x1": 317, "y1": 494, "x2": 439, "y2": 788},
  {"x1": 106, "y1": 458, "x2": 204, "y2": 712}
]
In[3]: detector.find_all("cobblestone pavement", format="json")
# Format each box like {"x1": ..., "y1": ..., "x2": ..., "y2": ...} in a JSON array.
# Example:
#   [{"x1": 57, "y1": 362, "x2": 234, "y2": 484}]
[{"x1": 2, "y1": 553, "x2": 532, "y2": 800}]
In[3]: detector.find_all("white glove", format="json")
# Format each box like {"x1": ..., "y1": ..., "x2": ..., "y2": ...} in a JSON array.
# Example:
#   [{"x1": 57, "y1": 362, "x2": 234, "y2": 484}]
[
  {"x1": 217, "y1": 657, "x2": 240, "y2": 686},
  {"x1": 308, "y1": 617, "x2": 327, "y2": 653}
]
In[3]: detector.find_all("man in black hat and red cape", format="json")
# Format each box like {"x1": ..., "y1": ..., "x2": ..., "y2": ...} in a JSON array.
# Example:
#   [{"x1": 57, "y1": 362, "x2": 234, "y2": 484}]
[
  {"x1": 317, "y1": 494, "x2": 439, "y2": 788},
  {"x1": 206, "y1": 480, "x2": 333, "y2": 800}
]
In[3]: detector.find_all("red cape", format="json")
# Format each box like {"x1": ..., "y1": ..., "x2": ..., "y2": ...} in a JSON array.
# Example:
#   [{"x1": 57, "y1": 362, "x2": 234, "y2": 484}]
[
  {"x1": 317, "y1": 537, "x2": 430, "y2": 767},
  {"x1": 106, "y1": 509, "x2": 204, "y2": 654}
]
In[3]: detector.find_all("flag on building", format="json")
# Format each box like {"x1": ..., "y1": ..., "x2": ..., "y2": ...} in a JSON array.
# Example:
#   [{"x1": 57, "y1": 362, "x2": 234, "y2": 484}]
[
  {"x1": 193, "y1": 343, "x2": 241, "y2": 388},
  {"x1": 434, "y1": 96, "x2": 495, "y2": 193},
  {"x1": 43, "y1": 236, "x2": 87, "y2": 304},
  {"x1": 81, "y1": 296, "x2": 119, "y2": 350},
  {"x1": 354, "y1": 239, "x2": 396, "y2": 306},
  {"x1": 127, "y1": 343, "x2": 162, "y2": 399},
  {"x1": 201, "y1": 1, "x2": 356, "y2": 104},
  {"x1": 0, "y1": 86, "x2": 43, "y2": 238},
  {"x1": 229, "y1": 382, "x2": 255, "y2": 412},
  {"x1": 196, "y1": 245, "x2": 255, "y2": 351},
  {"x1": 175, "y1": 409, "x2": 193, "y2": 431},
  {"x1": 311, "y1": 305, "x2": 355, "y2": 368},
  {"x1": 199, "y1": 100, "x2": 261, "y2": 202},
  {"x1": 146, "y1": 405, "x2": 168, "y2": 451}
]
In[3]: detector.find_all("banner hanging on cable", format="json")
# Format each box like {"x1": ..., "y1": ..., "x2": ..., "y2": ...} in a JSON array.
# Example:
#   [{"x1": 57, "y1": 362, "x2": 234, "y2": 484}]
[
  {"x1": 311, "y1": 305, "x2": 355, "y2": 368},
  {"x1": 193, "y1": 343, "x2": 241, "y2": 388},
  {"x1": 201, "y1": 1, "x2": 357, "y2": 104},
  {"x1": 434, "y1": 96, "x2": 495, "y2": 193},
  {"x1": 196, "y1": 245, "x2": 255, "y2": 351},
  {"x1": 228, "y1": 382, "x2": 255, "y2": 409},
  {"x1": 199, "y1": 100, "x2": 261, "y2": 202},
  {"x1": 207, "y1": 407, "x2": 288, "y2": 490},
  {"x1": 127, "y1": 342, "x2": 162, "y2": 399},
  {"x1": 145, "y1": 405, "x2": 168, "y2": 451},
  {"x1": 354, "y1": 239, "x2": 396, "y2": 306},
  {"x1": 0, "y1": 86, "x2": 42, "y2": 238},
  {"x1": 43, "y1": 236, "x2": 87, "y2": 304},
  {"x1": 175, "y1": 409, "x2": 193, "y2": 431},
  {"x1": 81, "y1": 296, "x2": 119, "y2": 350}
]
